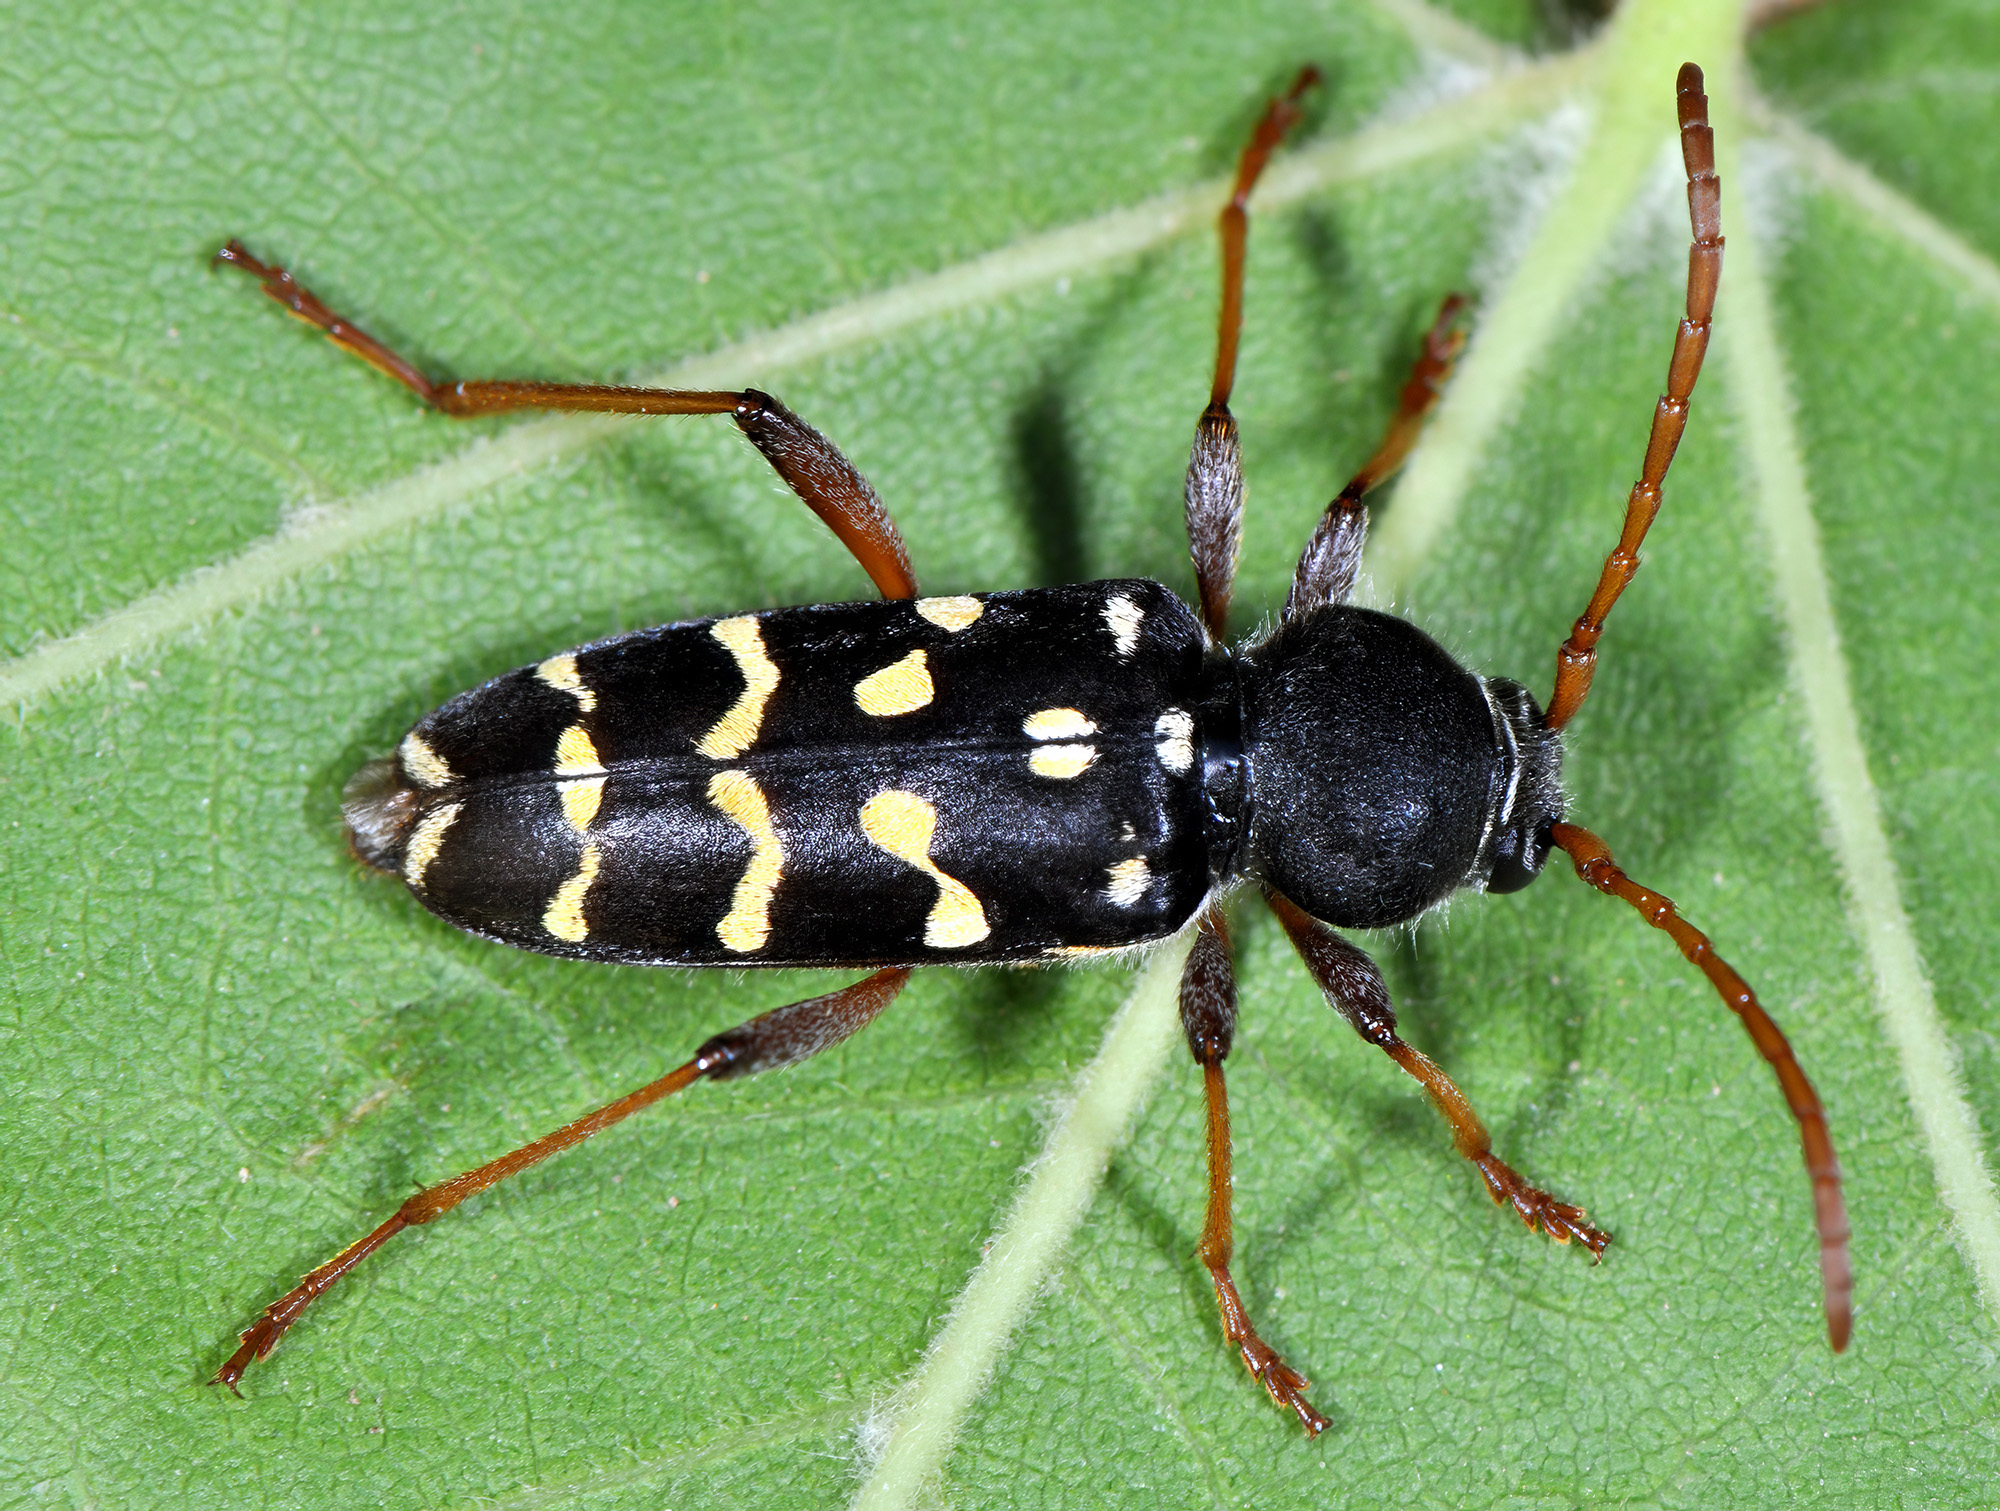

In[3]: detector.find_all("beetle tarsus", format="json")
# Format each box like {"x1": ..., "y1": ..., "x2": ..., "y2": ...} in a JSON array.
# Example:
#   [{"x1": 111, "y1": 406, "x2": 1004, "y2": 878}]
[
  {"x1": 1210, "y1": 1268, "x2": 1330, "y2": 1437},
  {"x1": 1473, "y1": 1153, "x2": 1611, "y2": 1257}
]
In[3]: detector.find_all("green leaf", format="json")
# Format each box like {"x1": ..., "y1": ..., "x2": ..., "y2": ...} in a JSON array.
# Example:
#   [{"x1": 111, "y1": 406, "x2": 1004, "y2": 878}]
[{"x1": 4, "y1": 1, "x2": 1996, "y2": 1506}]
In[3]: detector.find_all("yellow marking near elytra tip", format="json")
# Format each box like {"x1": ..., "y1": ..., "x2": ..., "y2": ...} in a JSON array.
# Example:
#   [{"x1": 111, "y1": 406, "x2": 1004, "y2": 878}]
[
  {"x1": 399, "y1": 732, "x2": 454, "y2": 788},
  {"x1": 1104, "y1": 857, "x2": 1151, "y2": 908},
  {"x1": 916, "y1": 596, "x2": 983, "y2": 633},
  {"x1": 1045, "y1": 944, "x2": 1120, "y2": 959},
  {"x1": 859, "y1": 789, "x2": 990, "y2": 949},
  {"x1": 536, "y1": 654, "x2": 597, "y2": 711},
  {"x1": 1029, "y1": 743, "x2": 1097, "y2": 780},
  {"x1": 555, "y1": 723, "x2": 605, "y2": 776},
  {"x1": 708, "y1": 770, "x2": 784, "y2": 953},
  {"x1": 559, "y1": 776, "x2": 605, "y2": 834},
  {"x1": 402, "y1": 802, "x2": 463, "y2": 888},
  {"x1": 1154, "y1": 708, "x2": 1194, "y2": 774},
  {"x1": 543, "y1": 843, "x2": 602, "y2": 942},
  {"x1": 1102, "y1": 594, "x2": 1144, "y2": 658},
  {"x1": 1022, "y1": 707, "x2": 1096, "y2": 741},
  {"x1": 697, "y1": 616, "x2": 780, "y2": 759},
  {"x1": 854, "y1": 649, "x2": 933, "y2": 717}
]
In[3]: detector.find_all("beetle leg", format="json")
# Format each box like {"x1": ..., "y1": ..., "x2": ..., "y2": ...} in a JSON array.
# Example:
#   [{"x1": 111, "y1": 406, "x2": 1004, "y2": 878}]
[
  {"x1": 211, "y1": 967, "x2": 912, "y2": 1392},
  {"x1": 1179, "y1": 906, "x2": 1330, "y2": 1436},
  {"x1": 1183, "y1": 65, "x2": 1321, "y2": 640},
  {"x1": 1282, "y1": 295, "x2": 1466, "y2": 619},
  {"x1": 213, "y1": 242, "x2": 919, "y2": 600},
  {"x1": 1544, "y1": 63, "x2": 1721, "y2": 728},
  {"x1": 1267, "y1": 891, "x2": 1610, "y2": 1254},
  {"x1": 1550, "y1": 820, "x2": 1853, "y2": 1350}
]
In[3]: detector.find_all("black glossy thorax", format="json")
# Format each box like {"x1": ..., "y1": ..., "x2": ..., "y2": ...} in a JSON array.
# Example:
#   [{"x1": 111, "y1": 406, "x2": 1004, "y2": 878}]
[{"x1": 1229, "y1": 605, "x2": 1547, "y2": 929}]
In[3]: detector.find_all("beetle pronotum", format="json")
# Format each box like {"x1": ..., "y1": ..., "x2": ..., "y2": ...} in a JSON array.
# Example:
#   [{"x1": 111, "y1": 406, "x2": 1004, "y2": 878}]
[{"x1": 210, "y1": 63, "x2": 1849, "y2": 1434}]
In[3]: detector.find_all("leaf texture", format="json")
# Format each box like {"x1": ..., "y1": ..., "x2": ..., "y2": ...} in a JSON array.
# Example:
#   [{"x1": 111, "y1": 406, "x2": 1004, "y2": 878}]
[{"x1": 3, "y1": 1, "x2": 1996, "y2": 1506}]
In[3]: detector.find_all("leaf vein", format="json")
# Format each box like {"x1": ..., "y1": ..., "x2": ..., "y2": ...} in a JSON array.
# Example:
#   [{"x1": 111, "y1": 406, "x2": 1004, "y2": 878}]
[
  {"x1": 1720, "y1": 152, "x2": 2000, "y2": 1332},
  {"x1": 0, "y1": 57, "x2": 1577, "y2": 714}
]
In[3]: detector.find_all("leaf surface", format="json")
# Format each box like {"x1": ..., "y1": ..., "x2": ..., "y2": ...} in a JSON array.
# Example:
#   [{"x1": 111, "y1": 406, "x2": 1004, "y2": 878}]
[{"x1": 3, "y1": 1, "x2": 1996, "y2": 1507}]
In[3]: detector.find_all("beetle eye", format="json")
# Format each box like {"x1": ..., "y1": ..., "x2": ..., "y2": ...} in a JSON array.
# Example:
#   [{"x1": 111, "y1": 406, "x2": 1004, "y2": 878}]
[{"x1": 1485, "y1": 819, "x2": 1551, "y2": 894}]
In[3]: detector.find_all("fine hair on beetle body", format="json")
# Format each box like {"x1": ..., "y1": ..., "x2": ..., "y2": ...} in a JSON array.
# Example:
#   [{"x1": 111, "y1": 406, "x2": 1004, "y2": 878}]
[{"x1": 208, "y1": 62, "x2": 1850, "y2": 1438}]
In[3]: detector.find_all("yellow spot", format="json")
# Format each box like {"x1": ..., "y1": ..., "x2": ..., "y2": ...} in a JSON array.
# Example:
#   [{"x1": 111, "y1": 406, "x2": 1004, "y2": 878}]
[
  {"x1": 1022, "y1": 707, "x2": 1096, "y2": 741},
  {"x1": 559, "y1": 776, "x2": 604, "y2": 833},
  {"x1": 536, "y1": 654, "x2": 597, "y2": 711},
  {"x1": 707, "y1": 770, "x2": 784, "y2": 953},
  {"x1": 1029, "y1": 743, "x2": 1097, "y2": 780},
  {"x1": 859, "y1": 789, "x2": 990, "y2": 949},
  {"x1": 543, "y1": 843, "x2": 601, "y2": 943},
  {"x1": 916, "y1": 595, "x2": 984, "y2": 632},
  {"x1": 402, "y1": 802, "x2": 462, "y2": 888},
  {"x1": 1102, "y1": 594, "x2": 1144, "y2": 658},
  {"x1": 555, "y1": 723, "x2": 605, "y2": 776},
  {"x1": 1104, "y1": 857, "x2": 1151, "y2": 908},
  {"x1": 1045, "y1": 944, "x2": 1120, "y2": 959},
  {"x1": 399, "y1": 732, "x2": 454, "y2": 788},
  {"x1": 854, "y1": 649, "x2": 934, "y2": 717},
  {"x1": 697, "y1": 616, "x2": 781, "y2": 759},
  {"x1": 1154, "y1": 708, "x2": 1194, "y2": 774}
]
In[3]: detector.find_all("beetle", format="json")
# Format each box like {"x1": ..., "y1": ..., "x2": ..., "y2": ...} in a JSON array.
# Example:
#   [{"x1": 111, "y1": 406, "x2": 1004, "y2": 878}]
[{"x1": 209, "y1": 63, "x2": 1849, "y2": 1434}]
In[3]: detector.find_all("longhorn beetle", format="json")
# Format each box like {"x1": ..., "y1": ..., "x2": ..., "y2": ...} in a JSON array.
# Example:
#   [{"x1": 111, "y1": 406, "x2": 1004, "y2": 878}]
[{"x1": 211, "y1": 64, "x2": 1850, "y2": 1434}]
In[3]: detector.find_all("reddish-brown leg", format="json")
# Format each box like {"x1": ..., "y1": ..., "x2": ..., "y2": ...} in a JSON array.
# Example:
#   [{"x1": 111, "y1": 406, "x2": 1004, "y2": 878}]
[
  {"x1": 1183, "y1": 66, "x2": 1321, "y2": 640},
  {"x1": 1283, "y1": 295, "x2": 1467, "y2": 618},
  {"x1": 213, "y1": 241, "x2": 919, "y2": 601},
  {"x1": 1550, "y1": 821, "x2": 1853, "y2": 1350},
  {"x1": 1544, "y1": 63, "x2": 1722, "y2": 729},
  {"x1": 1179, "y1": 907, "x2": 1330, "y2": 1435},
  {"x1": 1267, "y1": 892, "x2": 1610, "y2": 1254},
  {"x1": 212, "y1": 967, "x2": 912, "y2": 1392}
]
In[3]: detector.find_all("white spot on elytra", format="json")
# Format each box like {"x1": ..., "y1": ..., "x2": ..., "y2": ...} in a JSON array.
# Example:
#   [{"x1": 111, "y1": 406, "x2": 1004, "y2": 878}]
[
  {"x1": 554, "y1": 723, "x2": 605, "y2": 776},
  {"x1": 1029, "y1": 744, "x2": 1097, "y2": 779},
  {"x1": 559, "y1": 776, "x2": 604, "y2": 833},
  {"x1": 697, "y1": 616, "x2": 780, "y2": 759},
  {"x1": 708, "y1": 770, "x2": 784, "y2": 953},
  {"x1": 915, "y1": 596, "x2": 983, "y2": 633},
  {"x1": 1154, "y1": 708, "x2": 1194, "y2": 773},
  {"x1": 398, "y1": 732, "x2": 454, "y2": 788},
  {"x1": 1104, "y1": 857, "x2": 1150, "y2": 907},
  {"x1": 859, "y1": 789, "x2": 990, "y2": 948},
  {"x1": 1022, "y1": 707, "x2": 1096, "y2": 741},
  {"x1": 402, "y1": 802, "x2": 462, "y2": 888},
  {"x1": 543, "y1": 843, "x2": 601, "y2": 942},
  {"x1": 854, "y1": 650, "x2": 934, "y2": 717},
  {"x1": 1102, "y1": 595, "x2": 1143, "y2": 658},
  {"x1": 536, "y1": 654, "x2": 597, "y2": 712}
]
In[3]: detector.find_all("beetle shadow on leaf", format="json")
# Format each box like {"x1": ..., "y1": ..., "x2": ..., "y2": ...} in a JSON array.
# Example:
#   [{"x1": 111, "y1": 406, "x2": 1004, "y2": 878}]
[
  {"x1": 1100, "y1": 1129, "x2": 1354, "y2": 1439},
  {"x1": 1283, "y1": 205, "x2": 1459, "y2": 516},
  {"x1": 600, "y1": 436, "x2": 839, "y2": 617},
  {"x1": 1191, "y1": 62, "x2": 1344, "y2": 184},
  {"x1": 1010, "y1": 379, "x2": 1090, "y2": 586},
  {"x1": 944, "y1": 965, "x2": 1091, "y2": 1077},
  {"x1": 1005, "y1": 266, "x2": 1164, "y2": 589},
  {"x1": 1380, "y1": 923, "x2": 1593, "y2": 1154}
]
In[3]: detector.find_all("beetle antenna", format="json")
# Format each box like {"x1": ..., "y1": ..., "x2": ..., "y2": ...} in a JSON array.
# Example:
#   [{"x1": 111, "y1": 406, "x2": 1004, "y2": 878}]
[
  {"x1": 1184, "y1": 64, "x2": 1322, "y2": 639},
  {"x1": 1209, "y1": 64, "x2": 1321, "y2": 415},
  {"x1": 1544, "y1": 62, "x2": 1722, "y2": 730},
  {"x1": 1550, "y1": 821, "x2": 1852, "y2": 1351}
]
